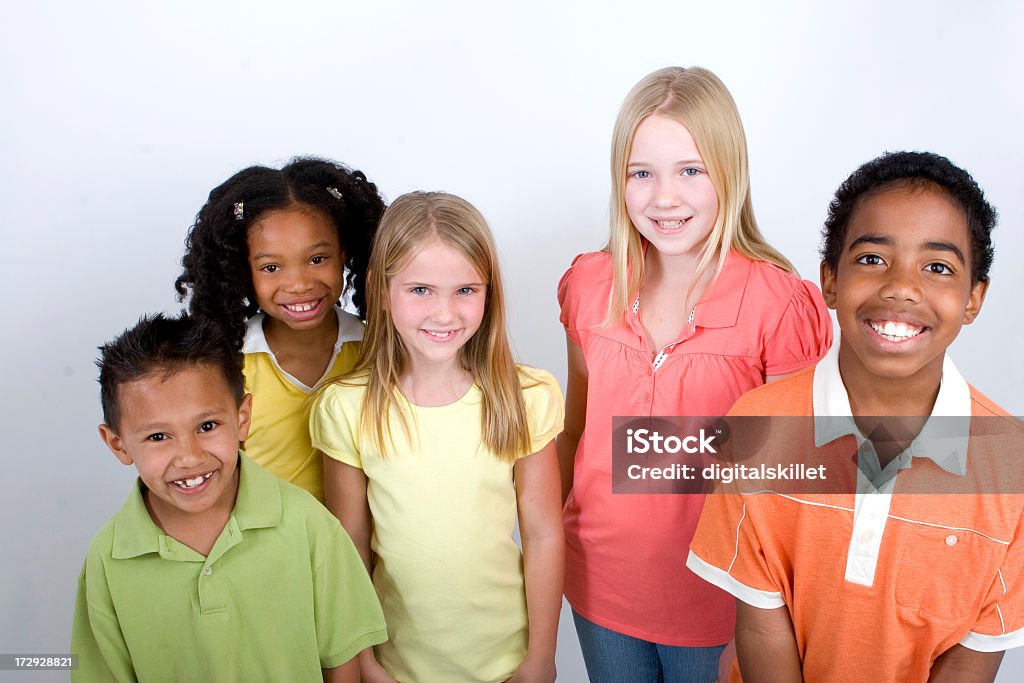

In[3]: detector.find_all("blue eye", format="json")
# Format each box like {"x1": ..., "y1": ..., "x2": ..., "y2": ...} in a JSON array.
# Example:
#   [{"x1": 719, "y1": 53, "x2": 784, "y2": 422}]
[
  {"x1": 630, "y1": 170, "x2": 651, "y2": 179},
  {"x1": 411, "y1": 287, "x2": 428, "y2": 295},
  {"x1": 457, "y1": 287, "x2": 477, "y2": 296},
  {"x1": 682, "y1": 168, "x2": 702, "y2": 177}
]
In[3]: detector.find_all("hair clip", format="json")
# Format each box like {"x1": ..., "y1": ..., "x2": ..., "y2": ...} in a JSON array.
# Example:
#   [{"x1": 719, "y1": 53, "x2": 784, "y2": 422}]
[
  {"x1": 233, "y1": 202, "x2": 244, "y2": 221},
  {"x1": 326, "y1": 186, "x2": 343, "y2": 200}
]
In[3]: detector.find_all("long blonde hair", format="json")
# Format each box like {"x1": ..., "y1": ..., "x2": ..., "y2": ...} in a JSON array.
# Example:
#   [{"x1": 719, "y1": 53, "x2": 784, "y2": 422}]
[
  {"x1": 605, "y1": 66, "x2": 795, "y2": 325},
  {"x1": 333, "y1": 191, "x2": 531, "y2": 462}
]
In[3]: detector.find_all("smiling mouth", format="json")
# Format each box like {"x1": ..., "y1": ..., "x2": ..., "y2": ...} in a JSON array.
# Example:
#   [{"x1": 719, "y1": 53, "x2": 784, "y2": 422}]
[
  {"x1": 868, "y1": 319, "x2": 925, "y2": 342},
  {"x1": 653, "y1": 218, "x2": 689, "y2": 231},
  {"x1": 423, "y1": 329, "x2": 458, "y2": 339},
  {"x1": 282, "y1": 299, "x2": 322, "y2": 313},
  {"x1": 171, "y1": 471, "x2": 214, "y2": 490}
]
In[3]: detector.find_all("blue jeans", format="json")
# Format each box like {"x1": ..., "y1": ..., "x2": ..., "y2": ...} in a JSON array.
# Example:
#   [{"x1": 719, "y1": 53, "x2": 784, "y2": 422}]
[{"x1": 572, "y1": 610, "x2": 725, "y2": 683}]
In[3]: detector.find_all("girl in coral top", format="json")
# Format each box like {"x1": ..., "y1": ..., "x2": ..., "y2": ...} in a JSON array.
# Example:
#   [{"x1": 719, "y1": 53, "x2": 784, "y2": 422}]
[{"x1": 557, "y1": 66, "x2": 833, "y2": 681}]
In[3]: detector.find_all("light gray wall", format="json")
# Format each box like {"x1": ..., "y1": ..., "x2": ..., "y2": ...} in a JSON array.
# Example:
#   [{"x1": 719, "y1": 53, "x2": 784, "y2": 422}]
[{"x1": 2, "y1": 0, "x2": 1022, "y2": 680}]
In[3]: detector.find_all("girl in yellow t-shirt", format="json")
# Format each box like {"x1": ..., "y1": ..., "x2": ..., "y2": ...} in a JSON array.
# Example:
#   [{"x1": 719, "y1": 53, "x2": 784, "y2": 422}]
[
  {"x1": 175, "y1": 157, "x2": 385, "y2": 501},
  {"x1": 311, "y1": 191, "x2": 564, "y2": 683}
]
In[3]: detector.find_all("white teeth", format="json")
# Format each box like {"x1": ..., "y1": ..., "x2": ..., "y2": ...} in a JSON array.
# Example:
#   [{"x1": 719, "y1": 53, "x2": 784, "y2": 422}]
[
  {"x1": 284, "y1": 302, "x2": 316, "y2": 312},
  {"x1": 173, "y1": 472, "x2": 213, "y2": 489},
  {"x1": 425, "y1": 330, "x2": 453, "y2": 338},
  {"x1": 657, "y1": 220, "x2": 683, "y2": 230},
  {"x1": 870, "y1": 320, "x2": 923, "y2": 342}
]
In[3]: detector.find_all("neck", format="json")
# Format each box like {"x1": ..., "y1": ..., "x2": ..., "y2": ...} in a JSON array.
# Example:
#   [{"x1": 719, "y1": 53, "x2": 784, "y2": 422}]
[
  {"x1": 399, "y1": 357, "x2": 474, "y2": 407},
  {"x1": 262, "y1": 310, "x2": 338, "y2": 354},
  {"x1": 838, "y1": 344, "x2": 943, "y2": 418},
  {"x1": 644, "y1": 246, "x2": 705, "y2": 286}
]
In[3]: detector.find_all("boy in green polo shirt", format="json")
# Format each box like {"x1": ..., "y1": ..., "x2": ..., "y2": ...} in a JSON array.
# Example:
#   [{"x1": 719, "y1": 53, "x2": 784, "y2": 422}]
[{"x1": 71, "y1": 313, "x2": 386, "y2": 681}]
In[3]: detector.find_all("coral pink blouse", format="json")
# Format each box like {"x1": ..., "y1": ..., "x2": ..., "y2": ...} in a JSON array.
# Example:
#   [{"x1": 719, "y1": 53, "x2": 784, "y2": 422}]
[{"x1": 558, "y1": 249, "x2": 832, "y2": 645}]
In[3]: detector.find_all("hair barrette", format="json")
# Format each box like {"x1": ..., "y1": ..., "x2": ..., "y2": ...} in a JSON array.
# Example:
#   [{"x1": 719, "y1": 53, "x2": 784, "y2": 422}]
[
  {"x1": 233, "y1": 202, "x2": 244, "y2": 221},
  {"x1": 326, "y1": 186, "x2": 343, "y2": 200}
]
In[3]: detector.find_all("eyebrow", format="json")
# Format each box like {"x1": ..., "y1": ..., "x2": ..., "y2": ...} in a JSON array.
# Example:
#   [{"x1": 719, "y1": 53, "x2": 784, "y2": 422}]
[
  {"x1": 402, "y1": 280, "x2": 486, "y2": 288},
  {"x1": 627, "y1": 159, "x2": 704, "y2": 168},
  {"x1": 848, "y1": 234, "x2": 965, "y2": 264},
  {"x1": 135, "y1": 411, "x2": 226, "y2": 432},
  {"x1": 250, "y1": 241, "x2": 334, "y2": 260}
]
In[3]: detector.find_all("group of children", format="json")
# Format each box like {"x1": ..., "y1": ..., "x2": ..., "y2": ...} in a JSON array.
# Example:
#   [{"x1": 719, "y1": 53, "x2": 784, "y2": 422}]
[{"x1": 69, "y1": 64, "x2": 1022, "y2": 683}]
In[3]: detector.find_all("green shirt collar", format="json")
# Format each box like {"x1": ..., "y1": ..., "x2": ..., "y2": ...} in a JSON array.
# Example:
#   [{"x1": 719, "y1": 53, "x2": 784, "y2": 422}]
[{"x1": 111, "y1": 451, "x2": 282, "y2": 560}]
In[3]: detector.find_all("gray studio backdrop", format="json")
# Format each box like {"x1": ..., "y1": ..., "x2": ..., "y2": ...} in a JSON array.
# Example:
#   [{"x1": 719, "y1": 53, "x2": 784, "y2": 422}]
[{"x1": 3, "y1": 0, "x2": 1023, "y2": 680}]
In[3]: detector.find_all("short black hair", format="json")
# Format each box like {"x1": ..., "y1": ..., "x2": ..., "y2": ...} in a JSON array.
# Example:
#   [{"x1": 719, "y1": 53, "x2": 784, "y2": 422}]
[
  {"x1": 821, "y1": 151, "x2": 996, "y2": 284},
  {"x1": 97, "y1": 313, "x2": 244, "y2": 431}
]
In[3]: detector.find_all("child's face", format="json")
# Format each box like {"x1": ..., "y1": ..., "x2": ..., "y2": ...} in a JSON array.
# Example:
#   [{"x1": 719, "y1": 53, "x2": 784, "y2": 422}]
[
  {"x1": 98, "y1": 364, "x2": 251, "y2": 523},
  {"x1": 624, "y1": 115, "x2": 719, "y2": 258},
  {"x1": 247, "y1": 208, "x2": 344, "y2": 333},
  {"x1": 387, "y1": 240, "x2": 486, "y2": 373},
  {"x1": 821, "y1": 184, "x2": 988, "y2": 386}
]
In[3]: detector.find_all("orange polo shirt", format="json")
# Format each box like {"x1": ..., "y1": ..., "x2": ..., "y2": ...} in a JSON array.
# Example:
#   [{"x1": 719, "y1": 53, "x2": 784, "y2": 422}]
[
  {"x1": 559, "y1": 249, "x2": 832, "y2": 645},
  {"x1": 688, "y1": 344, "x2": 1024, "y2": 680}
]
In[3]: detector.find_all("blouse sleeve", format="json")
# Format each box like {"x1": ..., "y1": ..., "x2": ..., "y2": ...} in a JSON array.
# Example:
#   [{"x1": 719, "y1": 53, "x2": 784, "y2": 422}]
[
  {"x1": 961, "y1": 509, "x2": 1024, "y2": 652},
  {"x1": 557, "y1": 254, "x2": 586, "y2": 345},
  {"x1": 521, "y1": 368, "x2": 565, "y2": 456},
  {"x1": 762, "y1": 279, "x2": 833, "y2": 377},
  {"x1": 309, "y1": 386, "x2": 363, "y2": 469}
]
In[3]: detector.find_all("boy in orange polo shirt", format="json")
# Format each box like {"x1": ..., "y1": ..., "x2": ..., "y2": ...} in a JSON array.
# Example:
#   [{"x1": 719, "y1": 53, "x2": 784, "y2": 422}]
[{"x1": 688, "y1": 151, "x2": 1024, "y2": 681}]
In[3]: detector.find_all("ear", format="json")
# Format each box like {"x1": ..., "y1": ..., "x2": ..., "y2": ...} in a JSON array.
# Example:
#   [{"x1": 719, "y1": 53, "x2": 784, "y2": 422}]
[
  {"x1": 819, "y1": 261, "x2": 838, "y2": 310},
  {"x1": 962, "y1": 278, "x2": 989, "y2": 325},
  {"x1": 98, "y1": 424, "x2": 133, "y2": 466},
  {"x1": 236, "y1": 394, "x2": 253, "y2": 442}
]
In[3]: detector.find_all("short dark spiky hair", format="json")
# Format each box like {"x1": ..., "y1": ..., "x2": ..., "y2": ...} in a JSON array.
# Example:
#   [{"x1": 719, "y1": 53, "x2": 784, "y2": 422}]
[
  {"x1": 97, "y1": 313, "x2": 244, "y2": 431},
  {"x1": 821, "y1": 151, "x2": 997, "y2": 284}
]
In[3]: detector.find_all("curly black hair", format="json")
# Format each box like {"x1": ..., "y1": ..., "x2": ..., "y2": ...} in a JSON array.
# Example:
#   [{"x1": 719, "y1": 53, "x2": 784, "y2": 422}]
[
  {"x1": 98, "y1": 312, "x2": 244, "y2": 431},
  {"x1": 821, "y1": 151, "x2": 996, "y2": 284},
  {"x1": 175, "y1": 157, "x2": 386, "y2": 349}
]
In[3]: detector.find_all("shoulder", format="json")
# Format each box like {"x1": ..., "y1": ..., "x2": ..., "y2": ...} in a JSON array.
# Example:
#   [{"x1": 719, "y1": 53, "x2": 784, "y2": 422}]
[
  {"x1": 728, "y1": 367, "x2": 815, "y2": 417},
  {"x1": 517, "y1": 365, "x2": 562, "y2": 396},
  {"x1": 313, "y1": 374, "x2": 369, "y2": 408},
  {"x1": 559, "y1": 251, "x2": 612, "y2": 292},
  {"x1": 970, "y1": 385, "x2": 1017, "y2": 420},
  {"x1": 82, "y1": 516, "x2": 118, "y2": 566},
  {"x1": 743, "y1": 257, "x2": 823, "y2": 309}
]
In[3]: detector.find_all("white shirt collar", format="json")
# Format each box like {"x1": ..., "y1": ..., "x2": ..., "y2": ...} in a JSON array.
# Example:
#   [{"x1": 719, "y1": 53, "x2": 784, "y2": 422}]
[
  {"x1": 811, "y1": 337, "x2": 972, "y2": 476},
  {"x1": 242, "y1": 307, "x2": 363, "y2": 355}
]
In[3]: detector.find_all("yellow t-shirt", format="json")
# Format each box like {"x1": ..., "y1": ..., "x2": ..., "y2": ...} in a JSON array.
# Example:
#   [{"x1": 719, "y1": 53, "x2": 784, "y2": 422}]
[
  {"x1": 310, "y1": 366, "x2": 564, "y2": 683},
  {"x1": 243, "y1": 309, "x2": 363, "y2": 502}
]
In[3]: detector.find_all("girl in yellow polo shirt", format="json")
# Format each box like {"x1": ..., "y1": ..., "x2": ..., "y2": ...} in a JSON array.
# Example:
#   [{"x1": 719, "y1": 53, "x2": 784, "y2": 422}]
[
  {"x1": 176, "y1": 156, "x2": 385, "y2": 501},
  {"x1": 311, "y1": 192, "x2": 564, "y2": 682}
]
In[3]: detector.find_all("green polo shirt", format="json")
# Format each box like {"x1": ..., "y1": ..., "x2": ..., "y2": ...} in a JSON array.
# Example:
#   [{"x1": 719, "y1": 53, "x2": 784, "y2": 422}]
[{"x1": 71, "y1": 452, "x2": 386, "y2": 682}]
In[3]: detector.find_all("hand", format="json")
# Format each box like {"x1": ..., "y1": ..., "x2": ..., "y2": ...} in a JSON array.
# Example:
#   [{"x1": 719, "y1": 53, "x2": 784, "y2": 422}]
[
  {"x1": 505, "y1": 654, "x2": 556, "y2": 683},
  {"x1": 360, "y1": 656, "x2": 397, "y2": 683}
]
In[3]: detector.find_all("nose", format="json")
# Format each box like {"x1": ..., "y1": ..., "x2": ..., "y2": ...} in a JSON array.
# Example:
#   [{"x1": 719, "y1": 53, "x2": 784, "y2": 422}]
[
  {"x1": 174, "y1": 433, "x2": 204, "y2": 469},
  {"x1": 879, "y1": 262, "x2": 922, "y2": 304},
  {"x1": 431, "y1": 295, "x2": 455, "y2": 324},
  {"x1": 283, "y1": 266, "x2": 314, "y2": 294},
  {"x1": 654, "y1": 176, "x2": 682, "y2": 209}
]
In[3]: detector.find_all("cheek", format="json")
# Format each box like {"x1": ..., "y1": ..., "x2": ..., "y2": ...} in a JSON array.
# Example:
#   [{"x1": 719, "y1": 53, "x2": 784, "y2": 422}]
[{"x1": 623, "y1": 182, "x2": 646, "y2": 216}]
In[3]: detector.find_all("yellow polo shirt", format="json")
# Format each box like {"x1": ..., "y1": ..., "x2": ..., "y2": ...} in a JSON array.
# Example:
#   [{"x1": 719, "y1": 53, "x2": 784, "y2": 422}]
[
  {"x1": 71, "y1": 452, "x2": 387, "y2": 682},
  {"x1": 242, "y1": 308, "x2": 362, "y2": 502}
]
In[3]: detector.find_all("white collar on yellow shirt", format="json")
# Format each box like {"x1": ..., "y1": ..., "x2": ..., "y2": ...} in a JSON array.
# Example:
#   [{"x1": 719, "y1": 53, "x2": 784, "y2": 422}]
[{"x1": 242, "y1": 307, "x2": 364, "y2": 391}]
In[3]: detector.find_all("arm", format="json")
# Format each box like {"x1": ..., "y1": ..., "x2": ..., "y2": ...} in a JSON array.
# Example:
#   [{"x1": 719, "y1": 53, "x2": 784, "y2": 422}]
[
  {"x1": 71, "y1": 560, "x2": 135, "y2": 683},
  {"x1": 735, "y1": 601, "x2": 802, "y2": 683},
  {"x1": 928, "y1": 646, "x2": 1003, "y2": 682},
  {"x1": 508, "y1": 440, "x2": 564, "y2": 683},
  {"x1": 322, "y1": 659, "x2": 359, "y2": 683},
  {"x1": 322, "y1": 454, "x2": 396, "y2": 683},
  {"x1": 556, "y1": 336, "x2": 588, "y2": 504}
]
